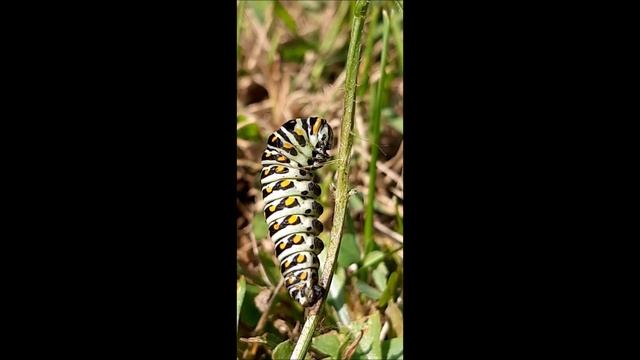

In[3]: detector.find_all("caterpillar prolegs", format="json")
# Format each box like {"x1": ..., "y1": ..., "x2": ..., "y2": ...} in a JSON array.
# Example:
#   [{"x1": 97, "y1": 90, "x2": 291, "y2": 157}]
[{"x1": 260, "y1": 117, "x2": 334, "y2": 307}]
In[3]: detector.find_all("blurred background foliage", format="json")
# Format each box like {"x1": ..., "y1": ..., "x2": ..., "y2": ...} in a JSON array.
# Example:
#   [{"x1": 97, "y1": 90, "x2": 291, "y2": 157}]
[{"x1": 237, "y1": 1, "x2": 403, "y2": 359}]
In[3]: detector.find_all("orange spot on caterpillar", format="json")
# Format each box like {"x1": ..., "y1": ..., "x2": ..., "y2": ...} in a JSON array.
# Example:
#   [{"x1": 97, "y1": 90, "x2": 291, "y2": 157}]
[{"x1": 313, "y1": 119, "x2": 321, "y2": 134}]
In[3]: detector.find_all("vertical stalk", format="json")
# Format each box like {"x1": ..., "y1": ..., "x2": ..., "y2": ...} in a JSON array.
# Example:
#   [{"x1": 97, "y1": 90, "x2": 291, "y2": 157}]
[
  {"x1": 357, "y1": 4, "x2": 380, "y2": 98},
  {"x1": 290, "y1": 1, "x2": 370, "y2": 359},
  {"x1": 364, "y1": 10, "x2": 391, "y2": 255}
]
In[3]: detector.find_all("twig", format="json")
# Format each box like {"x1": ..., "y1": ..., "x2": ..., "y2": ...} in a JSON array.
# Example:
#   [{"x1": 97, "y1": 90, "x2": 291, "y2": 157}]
[
  {"x1": 249, "y1": 229, "x2": 273, "y2": 288},
  {"x1": 343, "y1": 330, "x2": 364, "y2": 360},
  {"x1": 374, "y1": 220, "x2": 403, "y2": 244},
  {"x1": 253, "y1": 279, "x2": 284, "y2": 335},
  {"x1": 357, "y1": 147, "x2": 403, "y2": 188},
  {"x1": 290, "y1": 2, "x2": 370, "y2": 359}
]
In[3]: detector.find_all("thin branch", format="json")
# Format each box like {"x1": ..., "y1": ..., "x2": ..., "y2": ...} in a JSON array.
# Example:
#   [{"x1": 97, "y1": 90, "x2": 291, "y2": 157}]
[
  {"x1": 253, "y1": 279, "x2": 284, "y2": 335},
  {"x1": 373, "y1": 220, "x2": 403, "y2": 244}
]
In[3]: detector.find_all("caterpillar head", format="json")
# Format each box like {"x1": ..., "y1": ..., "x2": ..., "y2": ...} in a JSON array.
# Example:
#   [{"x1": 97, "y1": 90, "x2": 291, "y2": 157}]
[
  {"x1": 291, "y1": 283, "x2": 324, "y2": 308},
  {"x1": 311, "y1": 118, "x2": 334, "y2": 166}
]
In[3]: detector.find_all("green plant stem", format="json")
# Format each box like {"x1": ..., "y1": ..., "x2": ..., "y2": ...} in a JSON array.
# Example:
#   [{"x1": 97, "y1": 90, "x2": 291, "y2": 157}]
[
  {"x1": 364, "y1": 10, "x2": 391, "y2": 255},
  {"x1": 290, "y1": 1, "x2": 370, "y2": 359}
]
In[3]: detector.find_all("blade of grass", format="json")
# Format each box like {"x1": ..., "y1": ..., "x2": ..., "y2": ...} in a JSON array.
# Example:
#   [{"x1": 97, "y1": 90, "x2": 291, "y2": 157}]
[
  {"x1": 363, "y1": 10, "x2": 391, "y2": 255},
  {"x1": 273, "y1": 0, "x2": 298, "y2": 34},
  {"x1": 357, "y1": 4, "x2": 380, "y2": 98},
  {"x1": 237, "y1": 275, "x2": 246, "y2": 332},
  {"x1": 390, "y1": 9, "x2": 403, "y2": 74},
  {"x1": 290, "y1": 1, "x2": 370, "y2": 359},
  {"x1": 310, "y1": 0, "x2": 351, "y2": 84}
]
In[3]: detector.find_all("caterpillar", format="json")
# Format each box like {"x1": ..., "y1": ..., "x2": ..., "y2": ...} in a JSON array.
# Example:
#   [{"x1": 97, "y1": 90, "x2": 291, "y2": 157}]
[{"x1": 260, "y1": 117, "x2": 334, "y2": 307}]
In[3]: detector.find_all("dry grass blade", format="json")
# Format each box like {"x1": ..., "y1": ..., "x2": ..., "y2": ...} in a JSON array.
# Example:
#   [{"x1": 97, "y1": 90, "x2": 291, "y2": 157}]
[{"x1": 374, "y1": 220, "x2": 403, "y2": 244}]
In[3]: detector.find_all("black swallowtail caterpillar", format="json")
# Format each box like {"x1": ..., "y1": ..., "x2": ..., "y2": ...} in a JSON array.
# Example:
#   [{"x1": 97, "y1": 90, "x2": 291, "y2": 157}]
[{"x1": 260, "y1": 117, "x2": 334, "y2": 307}]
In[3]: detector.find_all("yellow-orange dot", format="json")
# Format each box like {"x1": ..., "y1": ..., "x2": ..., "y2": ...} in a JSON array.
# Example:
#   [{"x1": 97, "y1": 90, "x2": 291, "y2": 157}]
[
  {"x1": 285, "y1": 197, "x2": 295, "y2": 206},
  {"x1": 313, "y1": 119, "x2": 322, "y2": 134},
  {"x1": 273, "y1": 223, "x2": 280, "y2": 230},
  {"x1": 296, "y1": 254, "x2": 305, "y2": 263},
  {"x1": 292, "y1": 235, "x2": 303, "y2": 244},
  {"x1": 280, "y1": 180, "x2": 291, "y2": 187},
  {"x1": 288, "y1": 215, "x2": 298, "y2": 224},
  {"x1": 276, "y1": 166, "x2": 285, "y2": 173},
  {"x1": 269, "y1": 205, "x2": 276, "y2": 212},
  {"x1": 284, "y1": 260, "x2": 291, "y2": 268},
  {"x1": 299, "y1": 272, "x2": 308, "y2": 280},
  {"x1": 277, "y1": 156, "x2": 287, "y2": 161},
  {"x1": 283, "y1": 143, "x2": 293, "y2": 149},
  {"x1": 279, "y1": 242, "x2": 286, "y2": 249},
  {"x1": 271, "y1": 135, "x2": 278, "y2": 142},
  {"x1": 264, "y1": 168, "x2": 271, "y2": 175},
  {"x1": 287, "y1": 277, "x2": 295, "y2": 284},
  {"x1": 294, "y1": 128, "x2": 305, "y2": 136},
  {"x1": 266, "y1": 186, "x2": 273, "y2": 193}
]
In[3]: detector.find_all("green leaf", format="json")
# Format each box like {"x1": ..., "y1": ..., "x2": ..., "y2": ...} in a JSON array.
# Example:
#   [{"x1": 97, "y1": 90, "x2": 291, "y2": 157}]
[
  {"x1": 382, "y1": 108, "x2": 402, "y2": 134},
  {"x1": 385, "y1": 301, "x2": 404, "y2": 337},
  {"x1": 378, "y1": 271, "x2": 399, "y2": 307},
  {"x1": 372, "y1": 262, "x2": 389, "y2": 292},
  {"x1": 388, "y1": 117, "x2": 403, "y2": 133},
  {"x1": 327, "y1": 267, "x2": 351, "y2": 325},
  {"x1": 356, "y1": 280, "x2": 381, "y2": 300},
  {"x1": 258, "y1": 250, "x2": 281, "y2": 285},
  {"x1": 361, "y1": 250, "x2": 385, "y2": 271},
  {"x1": 265, "y1": 332, "x2": 285, "y2": 350},
  {"x1": 338, "y1": 212, "x2": 361, "y2": 267},
  {"x1": 236, "y1": 276, "x2": 246, "y2": 330},
  {"x1": 237, "y1": 122, "x2": 262, "y2": 142},
  {"x1": 279, "y1": 37, "x2": 316, "y2": 63},
  {"x1": 239, "y1": 283, "x2": 262, "y2": 328},
  {"x1": 252, "y1": 212, "x2": 268, "y2": 240},
  {"x1": 351, "y1": 312, "x2": 382, "y2": 359},
  {"x1": 272, "y1": 340, "x2": 294, "y2": 360},
  {"x1": 381, "y1": 337, "x2": 403, "y2": 360},
  {"x1": 273, "y1": 339, "x2": 312, "y2": 360},
  {"x1": 312, "y1": 331, "x2": 344, "y2": 359},
  {"x1": 273, "y1": 0, "x2": 298, "y2": 34},
  {"x1": 348, "y1": 192, "x2": 364, "y2": 213}
]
